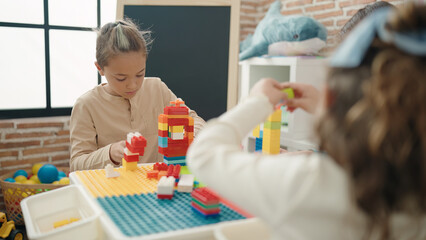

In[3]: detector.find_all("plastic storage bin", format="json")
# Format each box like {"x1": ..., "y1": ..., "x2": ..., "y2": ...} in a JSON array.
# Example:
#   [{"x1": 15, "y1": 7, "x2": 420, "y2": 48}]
[
  {"x1": 214, "y1": 218, "x2": 270, "y2": 240},
  {"x1": 0, "y1": 167, "x2": 69, "y2": 225},
  {"x1": 21, "y1": 185, "x2": 102, "y2": 240}
]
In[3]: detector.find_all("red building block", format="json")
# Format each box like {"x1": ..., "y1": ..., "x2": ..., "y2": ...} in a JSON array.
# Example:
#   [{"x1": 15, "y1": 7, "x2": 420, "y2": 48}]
[
  {"x1": 168, "y1": 118, "x2": 189, "y2": 126},
  {"x1": 185, "y1": 125, "x2": 194, "y2": 133},
  {"x1": 158, "y1": 130, "x2": 168, "y2": 137},
  {"x1": 157, "y1": 194, "x2": 173, "y2": 200},
  {"x1": 126, "y1": 135, "x2": 146, "y2": 154},
  {"x1": 167, "y1": 138, "x2": 189, "y2": 146},
  {"x1": 164, "y1": 106, "x2": 189, "y2": 115},
  {"x1": 153, "y1": 162, "x2": 168, "y2": 171},
  {"x1": 166, "y1": 165, "x2": 174, "y2": 177},
  {"x1": 163, "y1": 149, "x2": 188, "y2": 158},
  {"x1": 147, "y1": 170, "x2": 159, "y2": 179},
  {"x1": 172, "y1": 165, "x2": 181, "y2": 179},
  {"x1": 191, "y1": 187, "x2": 220, "y2": 205},
  {"x1": 124, "y1": 153, "x2": 139, "y2": 162}
]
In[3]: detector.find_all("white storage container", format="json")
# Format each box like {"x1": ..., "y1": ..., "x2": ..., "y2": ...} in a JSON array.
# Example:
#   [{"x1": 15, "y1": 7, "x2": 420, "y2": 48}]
[{"x1": 21, "y1": 185, "x2": 102, "y2": 240}]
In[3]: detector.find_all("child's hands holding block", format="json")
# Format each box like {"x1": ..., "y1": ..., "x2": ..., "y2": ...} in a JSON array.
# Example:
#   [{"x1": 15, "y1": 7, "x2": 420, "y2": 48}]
[
  {"x1": 250, "y1": 78, "x2": 293, "y2": 106},
  {"x1": 281, "y1": 82, "x2": 320, "y2": 114}
]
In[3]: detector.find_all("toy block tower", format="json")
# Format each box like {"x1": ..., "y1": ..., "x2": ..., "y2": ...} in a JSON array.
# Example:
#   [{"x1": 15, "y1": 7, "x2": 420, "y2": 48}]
[
  {"x1": 262, "y1": 109, "x2": 282, "y2": 154},
  {"x1": 158, "y1": 99, "x2": 194, "y2": 165},
  {"x1": 191, "y1": 187, "x2": 220, "y2": 218},
  {"x1": 122, "y1": 132, "x2": 147, "y2": 171},
  {"x1": 252, "y1": 88, "x2": 294, "y2": 155}
]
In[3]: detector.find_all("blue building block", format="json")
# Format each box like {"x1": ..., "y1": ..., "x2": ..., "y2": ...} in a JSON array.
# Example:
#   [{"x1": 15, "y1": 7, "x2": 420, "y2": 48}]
[
  {"x1": 158, "y1": 137, "x2": 168, "y2": 148},
  {"x1": 163, "y1": 156, "x2": 186, "y2": 161},
  {"x1": 191, "y1": 205, "x2": 220, "y2": 218},
  {"x1": 97, "y1": 192, "x2": 246, "y2": 237},
  {"x1": 163, "y1": 159, "x2": 186, "y2": 166},
  {"x1": 255, "y1": 137, "x2": 263, "y2": 151}
]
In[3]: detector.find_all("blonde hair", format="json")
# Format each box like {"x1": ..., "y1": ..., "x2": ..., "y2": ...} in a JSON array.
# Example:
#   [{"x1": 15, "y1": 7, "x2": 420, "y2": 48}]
[{"x1": 96, "y1": 18, "x2": 152, "y2": 69}]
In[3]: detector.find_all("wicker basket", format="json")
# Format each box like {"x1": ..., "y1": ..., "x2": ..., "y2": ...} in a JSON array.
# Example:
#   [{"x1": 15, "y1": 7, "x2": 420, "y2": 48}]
[{"x1": 0, "y1": 167, "x2": 69, "y2": 225}]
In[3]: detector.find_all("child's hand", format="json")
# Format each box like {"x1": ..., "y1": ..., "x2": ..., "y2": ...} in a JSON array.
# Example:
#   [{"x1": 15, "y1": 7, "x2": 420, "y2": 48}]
[
  {"x1": 281, "y1": 82, "x2": 320, "y2": 114},
  {"x1": 250, "y1": 78, "x2": 289, "y2": 106},
  {"x1": 109, "y1": 140, "x2": 126, "y2": 165}
]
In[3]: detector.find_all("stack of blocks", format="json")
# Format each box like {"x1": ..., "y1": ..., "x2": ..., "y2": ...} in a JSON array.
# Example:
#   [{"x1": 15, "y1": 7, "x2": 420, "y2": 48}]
[
  {"x1": 191, "y1": 187, "x2": 220, "y2": 218},
  {"x1": 252, "y1": 88, "x2": 294, "y2": 154},
  {"x1": 262, "y1": 109, "x2": 282, "y2": 154},
  {"x1": 122, "y1": 132, "x2": 147, "y2": 170},
  {"x1": 158, "y1": 99, "x2": 194, "y2": 165}
]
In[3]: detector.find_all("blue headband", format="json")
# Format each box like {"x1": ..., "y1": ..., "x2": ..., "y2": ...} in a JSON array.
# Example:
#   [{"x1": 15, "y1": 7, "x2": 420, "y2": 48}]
[{"x1": 331, "y1": 7, "x2": 426, "y2": 68}]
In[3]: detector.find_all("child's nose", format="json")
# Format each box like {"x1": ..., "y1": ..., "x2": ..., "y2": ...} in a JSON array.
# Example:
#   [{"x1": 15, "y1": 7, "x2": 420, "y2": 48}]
[{"x1": 127, "y1": 78, "x2": 138, "y2": 89}]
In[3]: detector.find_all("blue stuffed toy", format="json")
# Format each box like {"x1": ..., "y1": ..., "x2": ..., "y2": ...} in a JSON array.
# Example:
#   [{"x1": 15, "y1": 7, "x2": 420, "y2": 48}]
[{"x1": 239, "y1": 0, "x2": 327, "y2": 60}]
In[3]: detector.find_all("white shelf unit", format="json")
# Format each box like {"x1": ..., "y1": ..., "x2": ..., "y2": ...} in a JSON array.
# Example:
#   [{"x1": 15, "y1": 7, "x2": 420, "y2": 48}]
[{"x1": 238, "y1": 56, "x2": 328, "y2": 151}]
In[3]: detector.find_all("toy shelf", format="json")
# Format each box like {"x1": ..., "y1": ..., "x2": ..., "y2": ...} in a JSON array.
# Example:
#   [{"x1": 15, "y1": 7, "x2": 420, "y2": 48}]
[{"x1": 239, "y1": 56, "x2": 328, "y2": 151}]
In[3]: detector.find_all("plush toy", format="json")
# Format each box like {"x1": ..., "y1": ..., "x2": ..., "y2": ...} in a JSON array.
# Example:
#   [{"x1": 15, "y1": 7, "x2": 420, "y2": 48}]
[{"x1": 239, "y1": 0, "x2": 327, "y2": 60}]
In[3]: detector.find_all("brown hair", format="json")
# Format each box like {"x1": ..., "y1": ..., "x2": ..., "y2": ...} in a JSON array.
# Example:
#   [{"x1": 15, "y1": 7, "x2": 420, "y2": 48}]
[
  {"x1": 317, "y1": 3, "x2": 426, "y2": 239},
  {"x1": 96, "y1": 18, "x2": 152, "y2": 69}
]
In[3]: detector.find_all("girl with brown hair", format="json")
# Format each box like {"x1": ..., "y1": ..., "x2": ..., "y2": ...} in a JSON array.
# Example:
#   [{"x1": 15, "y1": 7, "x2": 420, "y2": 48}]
[{"x1": 187, "y1": 3, "x2": 426, "y2": 239}]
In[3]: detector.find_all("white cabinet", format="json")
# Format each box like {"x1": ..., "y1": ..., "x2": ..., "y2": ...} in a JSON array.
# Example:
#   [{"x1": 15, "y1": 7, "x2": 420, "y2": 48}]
[{"x1": 238, "y1": 56, "x2": 328, "y2": 151}]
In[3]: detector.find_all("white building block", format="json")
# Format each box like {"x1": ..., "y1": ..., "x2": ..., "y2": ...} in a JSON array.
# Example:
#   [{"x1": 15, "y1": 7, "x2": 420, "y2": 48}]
[
  {"x1": 105, "y1": 164, "x2": 120, "y2": 178},
  {"x1": 157, "y1": 176, "x2": 175, "y2": 195},
  {"x1": 171, "y1": 132, "x2": 184, "y2": 140},
  {"x1": 177, "y1": 174, "x2": 194, "y2": 192}
]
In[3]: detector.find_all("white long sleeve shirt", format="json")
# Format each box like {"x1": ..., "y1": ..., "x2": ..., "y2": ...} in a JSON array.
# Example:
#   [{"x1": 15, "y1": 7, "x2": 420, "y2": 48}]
[{"x1": 186, "y1": 94, "x2": 426, "y2": 240}]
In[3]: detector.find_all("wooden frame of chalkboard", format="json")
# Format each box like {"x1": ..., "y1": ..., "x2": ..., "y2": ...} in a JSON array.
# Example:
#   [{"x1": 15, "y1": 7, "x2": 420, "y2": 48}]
[{"x1": 116, "y1": 0, "x2": 240, "y2": 120}]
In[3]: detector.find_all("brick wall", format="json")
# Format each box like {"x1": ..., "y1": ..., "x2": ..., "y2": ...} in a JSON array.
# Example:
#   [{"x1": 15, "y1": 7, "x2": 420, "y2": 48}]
[
  {"x1": 240, "y1": 0, "x2": 405, "y2": 53},
  {"x1": 0, "y1": 116, "x2": 70, "y2": 210}
]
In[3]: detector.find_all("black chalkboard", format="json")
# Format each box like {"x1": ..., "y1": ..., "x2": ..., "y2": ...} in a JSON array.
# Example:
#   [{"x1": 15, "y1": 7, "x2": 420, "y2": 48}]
[{"x1": 124, "y1": 5, "x2": 231, "y2": 121}]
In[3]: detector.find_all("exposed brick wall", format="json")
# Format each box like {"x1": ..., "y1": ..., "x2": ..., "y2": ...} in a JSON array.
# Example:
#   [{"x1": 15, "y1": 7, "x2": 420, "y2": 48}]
[
  {"x1": 0, "y1": 116, "x2": 70, "y2": 210},
  {"x1": 240, "y1": 0, "x2": 405, "y2": 53}
]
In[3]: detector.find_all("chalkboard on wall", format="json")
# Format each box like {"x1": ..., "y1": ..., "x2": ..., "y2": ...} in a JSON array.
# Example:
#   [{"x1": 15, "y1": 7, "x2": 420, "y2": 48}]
[{"x1": 123, "y1": 5, "x2": 231, "y2": 120}]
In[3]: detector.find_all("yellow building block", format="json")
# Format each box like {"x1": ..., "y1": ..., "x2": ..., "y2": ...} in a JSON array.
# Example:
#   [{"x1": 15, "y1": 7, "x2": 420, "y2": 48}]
[
  {"x1": 253, "y1": 125, "x2": 260, "y2": 138},
  {"x1": 123, "y1": 160, "x2": 138, "y2": 171},
  {"x1": 158, "y1": 122, "x2": 168, "y2": 131},
  {"x1": 264, "y1": 146, "x2": 280, "y2": 155},
  {"x1": 267, "y1": 109, "x2": 282, "y2": 122},
  {"x1": 170, "y1": 125, "x2": 184, "y2": 133},
  {"x1": 282, "y1": 88, "x2": 295, "y2": 99},
  {"x1": 263, "y1": 128, "x2": 280, "y2": 137},
  {"x1": 53, "y1": 217, "x2": 80, "y2": 228}
]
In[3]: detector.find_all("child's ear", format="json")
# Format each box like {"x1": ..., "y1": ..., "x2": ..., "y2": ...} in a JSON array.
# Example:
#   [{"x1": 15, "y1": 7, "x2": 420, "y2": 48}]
[{"x1": 94, "y1": 62, "x2": 104, "y2": 76}]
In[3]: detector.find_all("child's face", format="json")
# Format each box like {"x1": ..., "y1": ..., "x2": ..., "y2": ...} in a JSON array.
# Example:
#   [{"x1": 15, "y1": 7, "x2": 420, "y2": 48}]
[{"x1": 99, "y1": 51, "x2": 146, "y2": 99}]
